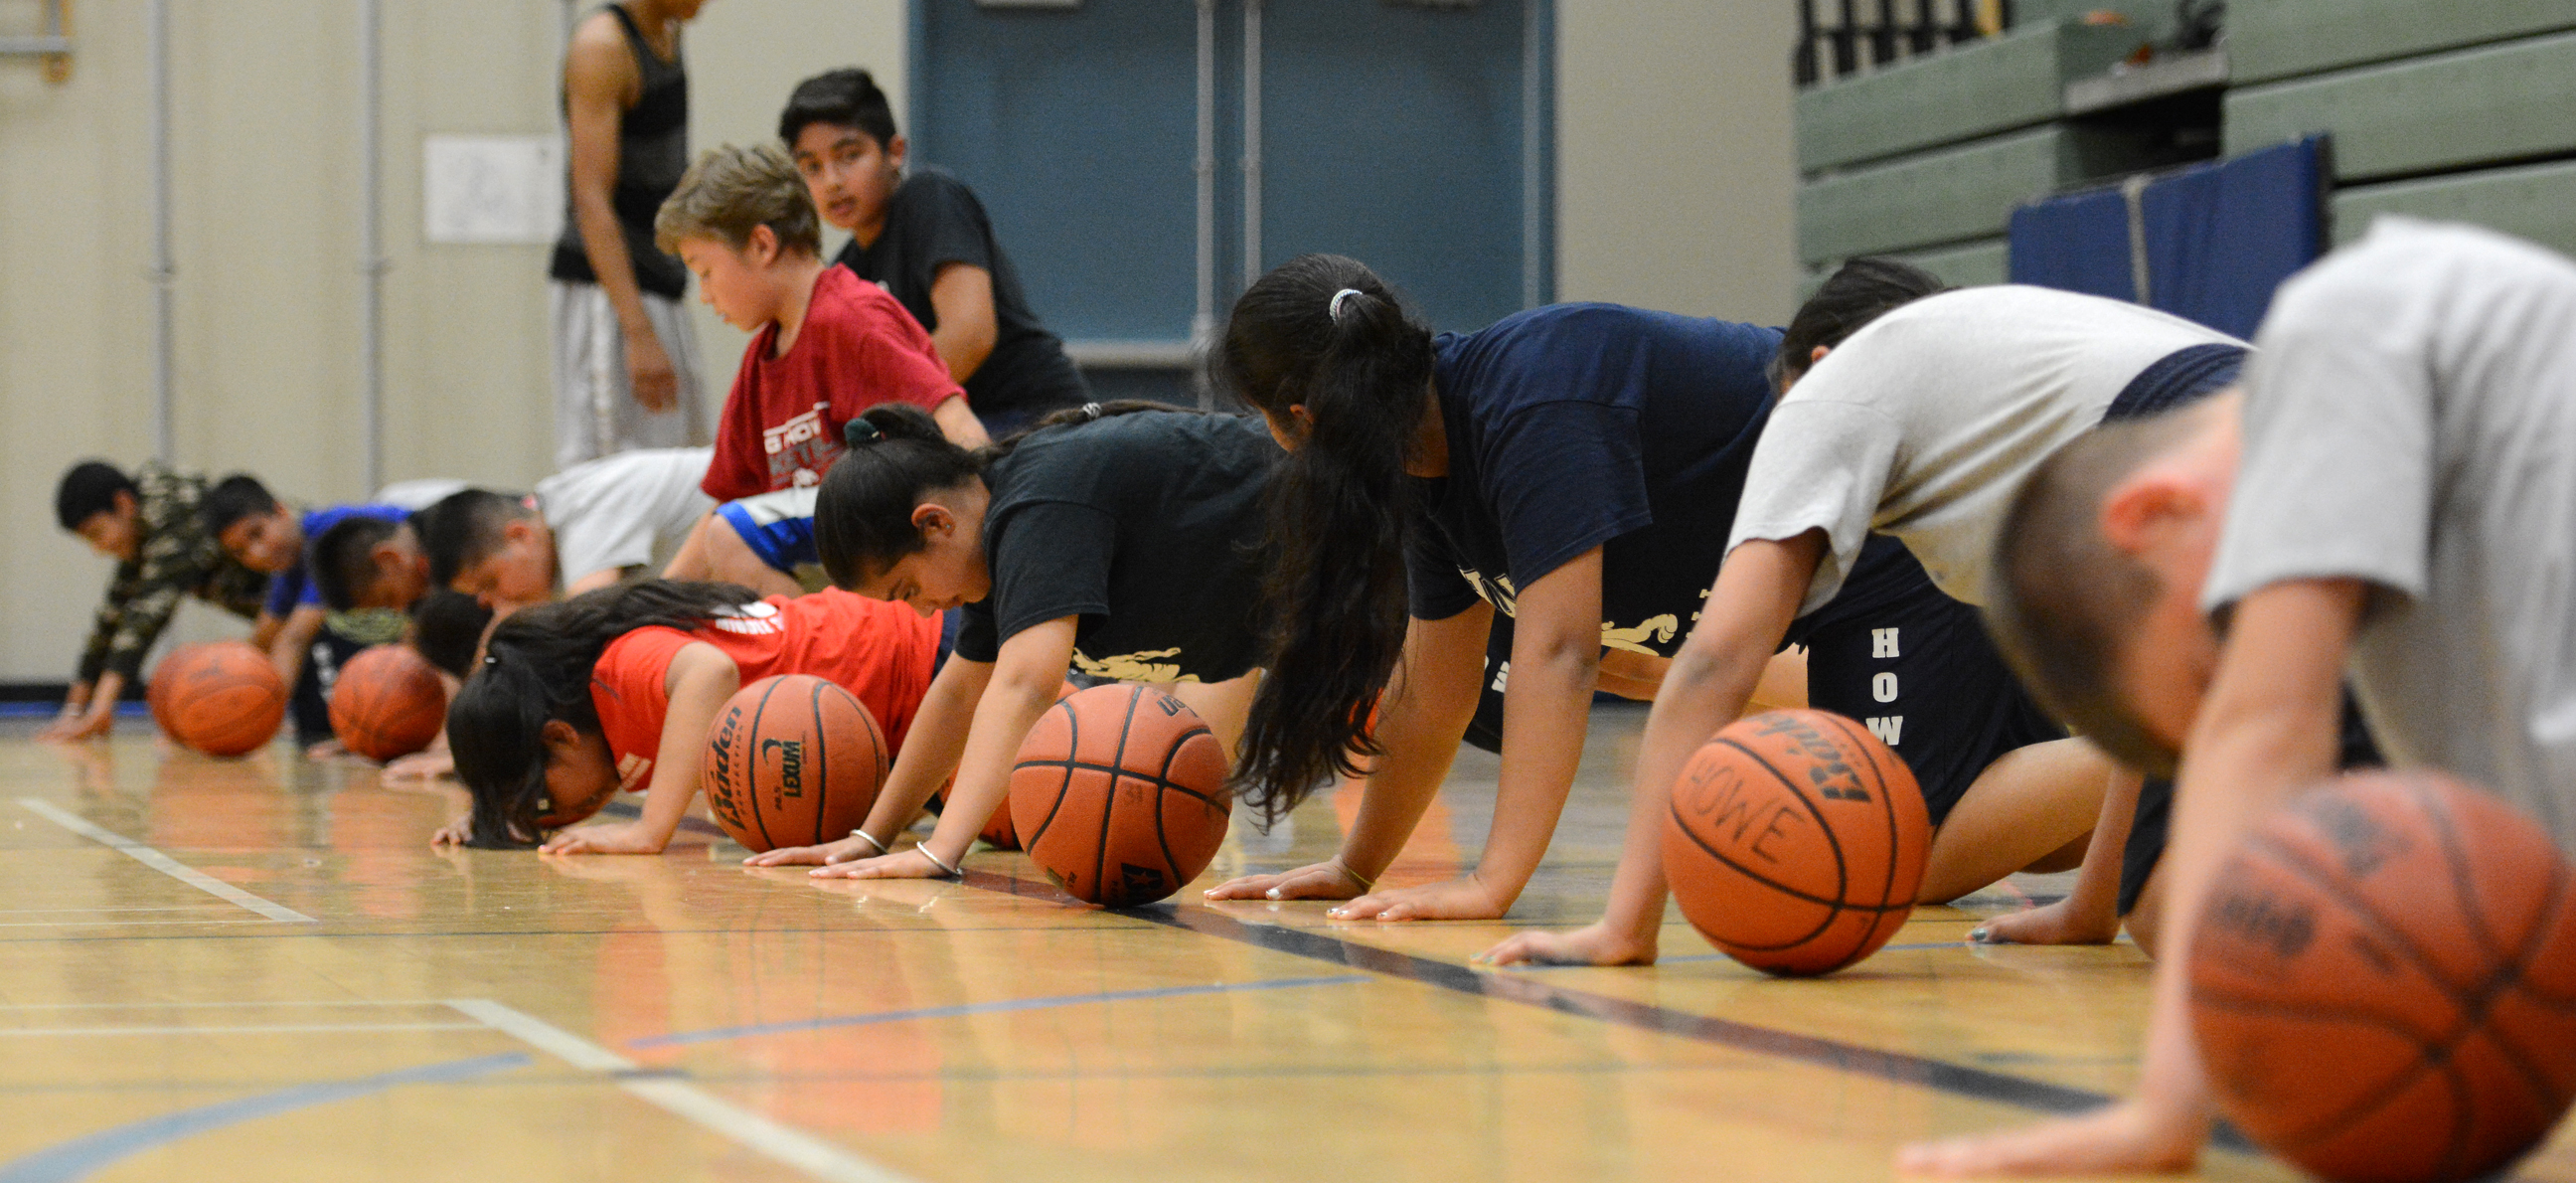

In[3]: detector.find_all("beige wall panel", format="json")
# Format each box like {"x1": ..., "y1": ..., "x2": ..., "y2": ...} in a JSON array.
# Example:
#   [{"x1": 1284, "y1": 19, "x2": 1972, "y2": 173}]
[{"x1": 1556, "y1": 0, "x2": 1797, "y2": 325}]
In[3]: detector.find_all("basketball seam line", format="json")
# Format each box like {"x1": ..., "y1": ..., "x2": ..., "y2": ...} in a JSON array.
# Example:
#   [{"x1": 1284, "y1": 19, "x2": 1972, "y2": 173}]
[
  {"x1": 1009, "y1": 754, "x2": 1222, "y2": 808},
  {"x1": 1666, "y1": 733, "x2": 1875, "y2": 955},
  {"x1": 742, "y1": 676, "x2": 786, "y2": 853},
  {"x1": 1818, "y1": 713, "x2": 1916, "y2": 973},
  {"x1": 808, "y1": 679, "x2": 831, "y2": 850},
  {"x1": 2410, "y1": 777, "x2": 2576, "y2": 1107},
  {"x1": 1097, "y1": 686, "x2": 1142, "y2": 903},
  {"x1": 1022, "y1": 698, "x2": 1079, "y2": 852}
]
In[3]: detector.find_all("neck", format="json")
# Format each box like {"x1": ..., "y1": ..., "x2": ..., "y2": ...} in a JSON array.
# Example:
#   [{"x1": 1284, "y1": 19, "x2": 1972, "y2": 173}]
[
  {"x1": 1402, "y1": 383, "x2": 1449, "y2": 478},
  {"x1": 768, "y1": 256, "x2": 830, "y2": 357},
  {"x1": 849, "y1": 198, "x2": 891, "y2": 250}
]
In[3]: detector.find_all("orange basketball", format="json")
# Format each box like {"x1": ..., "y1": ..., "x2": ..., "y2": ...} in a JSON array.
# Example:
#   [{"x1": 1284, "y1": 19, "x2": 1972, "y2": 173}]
[
  {"x1": 158, "y1": 641, "x2": 287, "y2": 757},
  {"x1": 931, "y1": 680, "x2": 1079, "y2": 850},
  {"x1": 1008, "y1": 684, "x2": 1231, "y2": 907},
  {"x1": 703, "y1": 674, "x2": 889, "y2": 853},
  {"x1": 2189, "y1": 770, "x2": 2576, "y2": 1183},
  {"x1": 1661, "y1": 709, "x2": 1929, "y2": 976},
  {"x1": 328, "y1": 645, "x2": 447, "y2": 760}
]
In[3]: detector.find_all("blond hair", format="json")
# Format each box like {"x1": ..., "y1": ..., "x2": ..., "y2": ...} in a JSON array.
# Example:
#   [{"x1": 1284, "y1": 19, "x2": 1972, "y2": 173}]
[{"x1": 653, "y1": 143, "x2": 821, "y2": 256}]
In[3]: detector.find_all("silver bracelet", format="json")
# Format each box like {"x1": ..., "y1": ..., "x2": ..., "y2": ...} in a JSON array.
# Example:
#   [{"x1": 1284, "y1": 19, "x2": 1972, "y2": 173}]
[
  {"x1": 849, "y1": 828, "x2": 888, "y2": 855},
  {"x1": 915, "y1": 844, "x2": 963, "y2": 878}
]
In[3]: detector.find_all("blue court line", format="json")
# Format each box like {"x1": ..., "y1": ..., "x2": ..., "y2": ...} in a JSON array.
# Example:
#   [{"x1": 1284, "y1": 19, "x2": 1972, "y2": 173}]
[
  {"x1": 0, "y1": 1051, "x2": 531, "y2": 1183},
  {"x1": 630, "y1": 974, "x2": 1370, "y2": 1050}
]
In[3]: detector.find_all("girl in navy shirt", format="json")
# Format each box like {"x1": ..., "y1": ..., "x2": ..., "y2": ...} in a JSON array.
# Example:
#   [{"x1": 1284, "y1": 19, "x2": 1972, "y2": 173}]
[{"x1": 1209, "y1": 254, "x2": 2112, "y2": 944}]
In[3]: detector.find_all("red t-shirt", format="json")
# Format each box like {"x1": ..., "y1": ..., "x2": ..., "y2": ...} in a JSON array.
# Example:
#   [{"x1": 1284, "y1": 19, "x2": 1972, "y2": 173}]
[
  {"x1": 587, "y1": 590, "x2": 942, "y2": 794},
  {"x1": 702, "y1": 265, "x2": 965, "y2": 502}
]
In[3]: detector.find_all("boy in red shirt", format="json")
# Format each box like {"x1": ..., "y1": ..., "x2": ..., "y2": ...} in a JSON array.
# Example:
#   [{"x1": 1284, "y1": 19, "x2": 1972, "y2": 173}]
[{"x1": 655, "y1": 143, "x2": 987, "y2": 507}]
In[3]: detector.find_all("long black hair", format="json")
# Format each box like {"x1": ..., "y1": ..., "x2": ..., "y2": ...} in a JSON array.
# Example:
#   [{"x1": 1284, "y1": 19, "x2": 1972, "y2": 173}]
[
  {"x1": 445, "y1": 579, "x2": 762, "y2": 847},
  {"x1": 1771, "y1": 256, "x2": 1947, "y2": 388},
  {"x1": 1217, "y1": 254, "x2": 1433, "y2": 822},
  {"x1": 812, "y1": 400, "x2": 1192, "y2": 591}
]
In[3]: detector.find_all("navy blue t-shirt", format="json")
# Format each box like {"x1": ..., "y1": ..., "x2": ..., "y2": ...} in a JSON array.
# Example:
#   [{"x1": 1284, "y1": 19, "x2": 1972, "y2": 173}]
[
  {"x1": 263, "y1": 504, "x2": 409, "y2": 617},
  {"x1": 1407, "y1": 304, "x2": 1783, "y2": 657}
]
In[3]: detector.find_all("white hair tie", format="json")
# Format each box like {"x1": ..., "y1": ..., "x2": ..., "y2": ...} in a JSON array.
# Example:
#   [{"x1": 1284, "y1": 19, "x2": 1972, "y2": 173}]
[{"x1": 1328, "y1": 287, "x2": 1365, "y2": 323}]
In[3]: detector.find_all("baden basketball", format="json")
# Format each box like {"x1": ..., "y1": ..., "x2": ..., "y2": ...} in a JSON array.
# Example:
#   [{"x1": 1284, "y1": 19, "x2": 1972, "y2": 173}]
[
  {"x1": 931, "y1": 680, "x2": 1080, "y2": 850},
  {"x1": 2189, "y1": 770, "x2": 2576, "y2": 1183},
  {"x1": 703, "y1": 674, "x2": 889, "y2": 853},
  {"x1": 1009, "y1": 684, "x2": 1231, "y2": 907},
  {"x1": 159, "y1": 641, "x2": 288, "y2": 758},
  {"x1": 327, "y1": 644, "x2": 446, "y2": 760},
  {"x1": 1661, "y1": 709, "x2": 1928, "y2": 976}
]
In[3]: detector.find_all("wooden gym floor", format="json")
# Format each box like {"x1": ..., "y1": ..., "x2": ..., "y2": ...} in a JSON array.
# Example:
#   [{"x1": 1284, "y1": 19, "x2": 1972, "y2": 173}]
[{"x1": 4, "y1": 706, "x2": 2573, "y2": 1183}]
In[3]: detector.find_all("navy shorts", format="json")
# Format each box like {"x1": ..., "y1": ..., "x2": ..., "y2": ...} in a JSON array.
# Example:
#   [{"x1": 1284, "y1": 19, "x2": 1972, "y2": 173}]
[
  {"x1": 2118, "y1": 694, "x2": 2383, "y2": 915},
  {"x1": 1460, "y1": 535, "x2": 2064, "y2": 827}
]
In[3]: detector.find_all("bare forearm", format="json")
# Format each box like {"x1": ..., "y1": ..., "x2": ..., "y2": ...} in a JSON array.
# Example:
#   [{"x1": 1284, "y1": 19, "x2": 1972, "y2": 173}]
[
  {"x1": 925, "y1": 668, "x2": 1059, "y2": 862},
  {"x1": 1474, "y1": 640, "x2": 1599, "y2": 902},
  {"x1": 1594, "y1": 639, "x2": 1770, "y2": 937},
  {"x1": 861, "y1": 663, "x2": 986, "y2": 839}
]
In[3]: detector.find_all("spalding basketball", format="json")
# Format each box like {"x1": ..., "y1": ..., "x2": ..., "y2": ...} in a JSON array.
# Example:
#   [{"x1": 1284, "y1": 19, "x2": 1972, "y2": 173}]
[
  {"x1": 159, "y1": 641, "x2": 287, "y2": 757},
  {"x1": 1009, "y1": 684, "x2": 1231, "y2": 907},
  {"x1": 703, "y1": 675, "x2": 889, "y2": 853},
  {"x1": 328, "y1": 645, "x2": 447, "y2": 760},
  {"x1": 2190, "y1": 771, "x2": 2576, "y2": 1183},
  {"x1": 931, "y1": 680, "x2": 1079, "y2": 850},
  {"x1": 1661, "y1": 709, "x2": 1929, "y2": 976}
]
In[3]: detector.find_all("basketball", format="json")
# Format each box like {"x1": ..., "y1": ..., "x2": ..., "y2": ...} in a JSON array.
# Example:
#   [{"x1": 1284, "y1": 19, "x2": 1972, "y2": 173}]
[
  {"x1": 703, "y1": 674, "x2": 889, "y2": 853},
  {"x1": 327, "y1": 644, "x2": 446, "y2": 760},
  {"x1": 158, "y1": 641, "x2": 288, "y2": 758},
  {"x1": 1008, "y1": 684, "x2": 1231, "y2": 907},
  {"x1": 1661, "y1": 709, "x2": 1929, "y2": 976},
  {"x1": 931, "y1": 680, "x2": 1080, "y2": 850},
  {"x1": 2188, "y1": 770, "x2": 2576, "y2": 1183}
]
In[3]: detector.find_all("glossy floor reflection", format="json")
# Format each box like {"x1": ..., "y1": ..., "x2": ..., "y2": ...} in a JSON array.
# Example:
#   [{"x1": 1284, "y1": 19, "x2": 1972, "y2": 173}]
[{"x1": 2, "y1": 708, "x2": 2568, "y2": 1182}]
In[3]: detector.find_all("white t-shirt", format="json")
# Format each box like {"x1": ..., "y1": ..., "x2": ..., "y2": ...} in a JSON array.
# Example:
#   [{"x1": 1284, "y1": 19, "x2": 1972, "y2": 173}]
[
  {"x1": 536, "y1": 447, "x2": 719, "y2": 586},
  {"x1": 1729, "y1": 285, "x2": 2243, "y2": 612},
  {"x1": 2204, "y1": 219, "x2": 2576, "y2": 851}
]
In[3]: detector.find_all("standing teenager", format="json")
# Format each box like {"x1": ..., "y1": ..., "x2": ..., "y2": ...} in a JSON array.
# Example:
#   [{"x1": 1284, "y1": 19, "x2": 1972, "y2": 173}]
[
  {"x1": 746, "y1": 401, "x2": 1276, "y2": 878},
  {"x1": 779, "y1": 69, "x2": 1090, "y2": 437},
  {"x1": 553, "y1": 0, "x2": 709, "y2": 466},
  {"x1": 1207, "y1": 254, "x2": 2115, "y2": 929}
]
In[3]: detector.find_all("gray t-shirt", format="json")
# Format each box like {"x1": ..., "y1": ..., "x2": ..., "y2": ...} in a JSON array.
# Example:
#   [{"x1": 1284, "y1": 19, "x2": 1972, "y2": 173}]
[
  {"x1": 2204, "y1": 218, "x2": 2576, "y2": 851},
  {"x1": 536, "y1": 446, "x2": 717, "y2": 586},
  {"x1": 1730, "y1": 285, "x2": 2242, "y2": 612}
]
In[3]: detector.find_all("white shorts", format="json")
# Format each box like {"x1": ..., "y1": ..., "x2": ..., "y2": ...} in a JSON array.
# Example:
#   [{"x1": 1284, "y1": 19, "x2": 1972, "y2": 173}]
[{"x1": 550, "y1": 281, "x2": 708, "y2": 469}]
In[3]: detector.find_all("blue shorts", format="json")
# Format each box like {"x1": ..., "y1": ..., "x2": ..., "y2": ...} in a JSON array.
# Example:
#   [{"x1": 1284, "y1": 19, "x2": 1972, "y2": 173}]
[{"x1": 714, "y1": 487, "x2": 818, "y2": 575}]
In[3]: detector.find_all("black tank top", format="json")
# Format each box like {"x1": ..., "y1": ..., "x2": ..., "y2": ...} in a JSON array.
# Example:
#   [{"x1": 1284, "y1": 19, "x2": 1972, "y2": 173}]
[{"x1": 550, "y1": 4, "x2": 691, "y2": 300}]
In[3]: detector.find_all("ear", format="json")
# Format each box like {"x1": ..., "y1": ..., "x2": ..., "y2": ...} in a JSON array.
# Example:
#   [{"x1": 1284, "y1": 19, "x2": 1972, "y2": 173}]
[
  {"x1": 502, "y1": 518, "x2": 539, "y2": 548},
  {"x1": 2099, "y1": 472, "x2": 2202, "y2": 559},
  {"x1": 747, "y1": 224, "x2": 779, "y2": 266},
  {"x1": 1287, "y1": 403, "x2": 1314, "y2": 428},
  {"x1": 539, "y1": 719, "x2": 582, "y2": 756},
  {"x1": 371, "y1": 540, "x2": 406, "y2": 572},
  {"x1": 111, "y1": 489, "x2": 139, "y2": 519},
  {"x1": 909, "y1": 502, "x2": 954, "y2": 537},
  {"x1": 1808, "y1": 344, "x2": 1832, "y2": 368},
  {"x1": 886, "y1": 133, "x2": 908, "y2": 171}
]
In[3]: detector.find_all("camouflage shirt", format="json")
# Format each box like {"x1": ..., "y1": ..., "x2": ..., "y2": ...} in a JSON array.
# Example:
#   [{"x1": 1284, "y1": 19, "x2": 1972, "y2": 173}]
[{"x1": 75, "y1": 463, "x2": 268, "y2": 684}]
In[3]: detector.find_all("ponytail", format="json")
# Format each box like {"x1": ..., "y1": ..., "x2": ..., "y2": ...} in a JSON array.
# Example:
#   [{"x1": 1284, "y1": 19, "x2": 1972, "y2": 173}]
[
  {"x1": 814, "y1": 399, "x2": 1204, "y2": 591},
  {"x1": 1218, "y1": 254, "x2": 1432, "y2": 823},
  {"x1": 445, "y1": 579, "x2": 763, "y2": 846}
]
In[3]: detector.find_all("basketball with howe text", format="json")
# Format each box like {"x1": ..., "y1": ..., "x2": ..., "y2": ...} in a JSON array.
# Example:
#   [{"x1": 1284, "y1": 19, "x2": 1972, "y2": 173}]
[
  {"x1": 703, "y1": 674, "x2": 889, "y2": 853},
  {"x1": 1009, "y1": 684, "x2": 1231, "y2": 907},
  {"x1": 2188, "y1": 770, "x2": 2576, "y2": 1183},
  {"x1": 1661, "y1": 709, "x2": 1928, "y2": 976}
]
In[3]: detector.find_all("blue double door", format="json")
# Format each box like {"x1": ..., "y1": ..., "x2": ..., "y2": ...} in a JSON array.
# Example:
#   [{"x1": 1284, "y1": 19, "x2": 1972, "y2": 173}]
[{"x1": 913, "y1": 0, "x2": 1552, "y2": 402}]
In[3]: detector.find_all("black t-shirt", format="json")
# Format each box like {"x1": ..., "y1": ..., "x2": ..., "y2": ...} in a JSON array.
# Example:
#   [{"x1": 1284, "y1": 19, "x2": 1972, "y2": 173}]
[
  {"x1": 953, "y1": 411, "x2": 1279, "y2": 682},
  {"x1": 834, "y1": 167, "x2": 1090, "y2": 421}
]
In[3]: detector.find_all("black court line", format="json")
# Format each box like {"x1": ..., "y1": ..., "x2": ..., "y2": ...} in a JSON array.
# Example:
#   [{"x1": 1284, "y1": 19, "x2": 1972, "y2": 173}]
[{"x1": 959, "y1": 867, "x2": 2252, "y2": 1151}]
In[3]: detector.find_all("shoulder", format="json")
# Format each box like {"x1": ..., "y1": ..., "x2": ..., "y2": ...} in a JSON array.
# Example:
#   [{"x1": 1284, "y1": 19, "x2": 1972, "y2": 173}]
[
  {"x1": 564, "y1": 13, "x2": 638, "y2": 85},
  {"x1": 894, "y1": 168, "x2": 987, "y2": 218},
  {"x1": 804, "y1": 269, "x2": 919, "y2": 337}
]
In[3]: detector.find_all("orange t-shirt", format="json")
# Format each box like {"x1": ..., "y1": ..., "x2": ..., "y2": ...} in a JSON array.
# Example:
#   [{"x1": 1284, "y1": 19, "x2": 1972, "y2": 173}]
[{"x1": 587, "y1": 590, "x2": 940, "y2": 793}]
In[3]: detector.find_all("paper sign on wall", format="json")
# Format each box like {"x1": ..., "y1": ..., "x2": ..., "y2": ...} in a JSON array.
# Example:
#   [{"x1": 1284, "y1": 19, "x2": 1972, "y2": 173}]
[{"x1": 423, "y1": 135, "x2": 564, "y2": 245}]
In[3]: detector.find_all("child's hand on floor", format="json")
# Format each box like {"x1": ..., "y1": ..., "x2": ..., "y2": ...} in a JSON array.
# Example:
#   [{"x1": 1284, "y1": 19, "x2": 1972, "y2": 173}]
[
  {"x1": 1476, "y1": 921, "x2": 1658, "y2": 967},
  {"x1": 1970, "y1": 897, "x2": 2122, "y2": 945},
  {"x1": 1323, "y1": 875, "x2": 1509, "y2": 923},
  {"x1": 1204, "y1": 861, "x2": 1369, "y2": 902},
  {"x1": 539, "y1": 821, "x2": 665, "y2": 855},
  {"x1": 808, "y1": 846, "x2": 956, "y2": 881},
  {"x1": 743, "y1": 832, "x2": 875, "y2": 867},
  {"x1": 429, "y1": 817, "x2": 471, "y2": 847}
]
